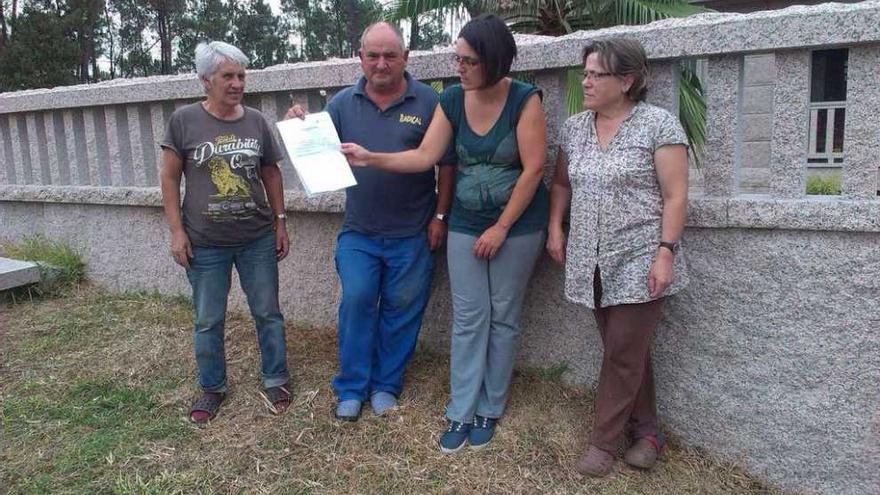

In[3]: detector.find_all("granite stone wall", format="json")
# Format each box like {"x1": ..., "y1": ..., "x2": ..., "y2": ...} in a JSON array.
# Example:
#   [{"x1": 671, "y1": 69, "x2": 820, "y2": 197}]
[{"x1": 2, "y1": 198, "x2": 878, "y2": 495}]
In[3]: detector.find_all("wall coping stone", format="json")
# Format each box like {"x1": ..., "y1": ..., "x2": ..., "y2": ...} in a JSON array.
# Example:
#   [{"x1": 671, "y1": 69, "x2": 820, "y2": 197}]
[
  {"x1": 0, "y1": 185, "x2": 345, "y2": 213},
  {"x1": 2, "y1": 1, "x2": 880, "y2": 114},
  {"x1": 2, "y1": 185, "x2": 877, "y2": 232}
]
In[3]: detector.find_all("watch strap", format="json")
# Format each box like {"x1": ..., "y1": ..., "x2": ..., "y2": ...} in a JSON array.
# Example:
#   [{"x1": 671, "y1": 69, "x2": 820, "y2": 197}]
[{"x1": 658, "y1": 241, "x2": 677, "y2": 254}]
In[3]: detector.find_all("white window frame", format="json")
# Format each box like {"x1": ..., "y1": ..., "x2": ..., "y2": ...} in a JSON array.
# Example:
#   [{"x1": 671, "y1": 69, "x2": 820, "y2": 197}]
[{"x1": 807, "y1": 100, "x2": 845, "y2": 165}]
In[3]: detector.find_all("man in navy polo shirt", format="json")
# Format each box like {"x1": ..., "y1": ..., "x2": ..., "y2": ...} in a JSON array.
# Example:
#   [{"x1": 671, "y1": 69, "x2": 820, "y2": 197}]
[{"x1": 287, "y1": 22, "x2": 454, "y2": 420}]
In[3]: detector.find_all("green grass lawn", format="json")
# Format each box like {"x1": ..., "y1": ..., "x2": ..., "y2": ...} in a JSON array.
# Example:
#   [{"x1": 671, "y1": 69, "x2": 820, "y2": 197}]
[{"x1": 0, "y1": 286, "x2": 789, "y2": 494}]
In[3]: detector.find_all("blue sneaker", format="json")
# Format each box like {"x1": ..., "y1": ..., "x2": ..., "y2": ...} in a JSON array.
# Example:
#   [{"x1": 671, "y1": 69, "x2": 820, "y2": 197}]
[
  {"x1": 469, "y1": 415, "x2": 497, "y2": 449},
  {"x1": 439, "y1": 420, "x2": 470, "y2": 453},
  {"x1": 370, "y1": 391, "x2": 398, "y2": 416},
  {"x1": 334, "y1": 399, "x2": 362, "y2": 421}
]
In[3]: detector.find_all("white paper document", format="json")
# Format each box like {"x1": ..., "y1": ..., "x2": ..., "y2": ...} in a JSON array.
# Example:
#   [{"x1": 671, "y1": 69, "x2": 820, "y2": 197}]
[{"x1": 275, "y1": 112, "x2": 357, "y2": 195}]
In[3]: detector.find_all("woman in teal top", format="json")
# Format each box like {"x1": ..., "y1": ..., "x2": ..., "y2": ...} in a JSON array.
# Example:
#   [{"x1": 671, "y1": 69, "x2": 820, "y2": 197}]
[
  {"x1": 342, "y1": 14, "x2": 549, "y2": 453},
  {"x1": 440, "y1": 80, "x2": 549, "y2": 238}
]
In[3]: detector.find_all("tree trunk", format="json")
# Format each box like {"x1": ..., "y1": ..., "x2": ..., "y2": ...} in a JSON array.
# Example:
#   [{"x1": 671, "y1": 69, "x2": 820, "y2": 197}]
[
  {"x1": 0, "y1": 1, "x2": 7, "y2": 52},
  {"x1": 157, "y1": 6, "x2": 171, "y2": 74},
  {"x1": 409, "y1": 15, "x2": 419, "y2": 51},
  {"x1": 79, "y1": 48, "x2": 90, "y2": 82},
  {"x1": 89, "y1": 1, "x2": 102, "y2": 81},
  {"x1": 344, "y1": 0, "x2": 359, "y2": 56},
  {"x1": 79, "y1": 2, "x2": 101, "y2": 83},
  {"x1": 104, "y1": 2, "x2": 115, "y2": 78},
  {"x1": 332, "y1": 0, "x2": 345, "y2": 58},
  {"x1": 8, "y1": 0, "x2": 18, "y2": 46},
  {"x1": 91, "y1": 40, "x2": 99, "y2": 81}
]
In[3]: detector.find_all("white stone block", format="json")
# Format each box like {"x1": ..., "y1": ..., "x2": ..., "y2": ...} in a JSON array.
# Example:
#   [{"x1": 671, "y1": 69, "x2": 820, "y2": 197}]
[
  {"x1": 743, "y1": 53, "x2": 776, "y2": 85},
  {"x1": 0, "y1": 257, "x2": 40, "y2": 291},
  {"x1": 742, "y1": 113, "x2": 772, "y2": 142},
  {"x1": 43, "y1": 111, "x2": 61, "y2": 185},
  {"x1": 127, "y1": 105, "x2": 147, "y2": 186},
  {"x1": 741, "y1": 84, "x2": 774, "y2": 115},
  {"x1": 82, "y1": 108, "x2": 102, "y2": 186},
  {"x1": 25, "y1": 113, "x2": 47, "y2": 184}
]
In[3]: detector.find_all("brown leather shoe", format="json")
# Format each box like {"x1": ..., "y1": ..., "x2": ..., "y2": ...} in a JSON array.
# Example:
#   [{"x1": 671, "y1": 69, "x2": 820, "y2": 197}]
[
  {"x1": 624, "y1": 436, "x2": 662, "y2": 469},
  {"x1": 575, "y1": 445, "x2": 614, "y2": 477}
]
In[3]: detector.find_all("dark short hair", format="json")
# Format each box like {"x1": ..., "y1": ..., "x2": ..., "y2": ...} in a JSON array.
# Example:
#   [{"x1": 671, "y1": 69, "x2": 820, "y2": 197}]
[
  {"x1": 457, "y1": 14, "x2": 516, "y2": 88},
  {"x1": 581, "y1": 37, "x2": 649, "y2": 101}
]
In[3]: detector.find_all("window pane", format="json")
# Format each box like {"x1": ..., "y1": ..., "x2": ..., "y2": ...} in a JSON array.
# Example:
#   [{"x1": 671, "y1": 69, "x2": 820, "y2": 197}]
[
  {"x1": 833, "y1": 107, "x2": 845, "y2": 153},
  {"x1": 815, "y1": 108, "x2": 827, "y2": 153},
  {"x1": 810, "y1": 49, "x2": 848, "y2": 102}
]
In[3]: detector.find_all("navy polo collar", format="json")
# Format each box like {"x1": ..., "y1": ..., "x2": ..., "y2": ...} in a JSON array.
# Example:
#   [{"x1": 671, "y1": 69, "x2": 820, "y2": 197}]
[{"x1": 353, "y1": 71, "x2": 418, "y2": 102}]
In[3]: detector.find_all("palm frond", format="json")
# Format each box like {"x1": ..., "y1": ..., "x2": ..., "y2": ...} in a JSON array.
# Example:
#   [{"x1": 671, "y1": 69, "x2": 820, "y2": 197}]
[
  {"x1": 514, "y1": 71, "x2": 537, "y2": 85},
  {"x1": 613, "y1": 0, "x2": 709, "y2": 25},
  {"x1": 565, "y1": 67, "x2": 584, "y2": 116},
  {"x1": 678, "y1": 60, "x2": 706, "y2": 167},
  {"x1": 583, "y1": 0, "x2": 617, "y2": 27},
  {"x1": 384, "y1": 0, "x2": 468, "y2": 21}
]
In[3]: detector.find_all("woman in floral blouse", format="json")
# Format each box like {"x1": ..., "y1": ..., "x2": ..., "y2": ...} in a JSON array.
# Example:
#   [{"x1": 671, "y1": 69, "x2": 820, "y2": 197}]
[{"x1": 546, "y1": 38, "x2": 689, "y2": 477}]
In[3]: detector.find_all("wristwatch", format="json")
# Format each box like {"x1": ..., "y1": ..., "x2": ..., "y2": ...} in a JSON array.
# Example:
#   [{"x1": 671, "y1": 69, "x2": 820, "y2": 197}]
[
  {"x1": 434, "y1": 213, "x2": 449, "y2": 224},
  {"x1": 276, "y1": 213, "x2": 288, "y2": 221},
  {"x1": 658, "y1": 241, "x2": 678, "y2": 254}
]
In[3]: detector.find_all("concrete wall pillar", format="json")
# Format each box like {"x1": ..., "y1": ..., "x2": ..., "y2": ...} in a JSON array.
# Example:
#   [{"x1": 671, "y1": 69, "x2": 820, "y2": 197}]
[
  {"x1": 703, "y1": 55, "x2": 742, "y2": 197},
  {"x1": 0, "y1": 118, "x2": 9, "y2": 184},
  {"x1": 646, "y1": 60, "x2": 680, "y2": 115},
  {"x1": 770, "y1": 50, "x2": 810, "y2": 198},
  {"x1": 842, "y1": 45, "x2": 880, "y2": 199}
]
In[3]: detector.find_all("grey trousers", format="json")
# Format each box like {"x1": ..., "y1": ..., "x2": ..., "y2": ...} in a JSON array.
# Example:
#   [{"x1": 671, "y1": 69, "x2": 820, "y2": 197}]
[{"x1": 445, "y1": 229, "x2": 545, "y2": 423}]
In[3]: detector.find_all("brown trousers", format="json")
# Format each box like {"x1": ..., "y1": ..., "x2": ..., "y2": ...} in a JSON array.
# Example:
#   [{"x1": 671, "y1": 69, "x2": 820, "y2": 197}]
[{"x1": 590, "y1": 269, "x2": 664, "y2": 453}]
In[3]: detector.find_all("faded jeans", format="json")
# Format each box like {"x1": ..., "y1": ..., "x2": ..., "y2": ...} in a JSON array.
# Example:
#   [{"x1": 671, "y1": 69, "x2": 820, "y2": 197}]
[{"x1": 185, "y1": 231, "x2": 288, "y2": 393}]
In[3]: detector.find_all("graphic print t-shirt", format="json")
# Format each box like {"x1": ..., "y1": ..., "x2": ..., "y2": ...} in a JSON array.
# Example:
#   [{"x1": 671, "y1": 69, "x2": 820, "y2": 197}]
[{"x1": 161, "y1": 103, "x2": 282, "y2": 247}]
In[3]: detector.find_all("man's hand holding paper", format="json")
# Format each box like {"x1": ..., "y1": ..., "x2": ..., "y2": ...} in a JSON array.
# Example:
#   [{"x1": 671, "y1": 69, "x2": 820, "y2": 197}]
[{"x1": 276, "y1": 112, "x2": 357, "y2": 195}]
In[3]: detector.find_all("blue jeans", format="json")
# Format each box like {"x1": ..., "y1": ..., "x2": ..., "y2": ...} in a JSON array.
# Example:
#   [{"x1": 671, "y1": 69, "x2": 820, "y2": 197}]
[
  {"x1": 332, "y1": 230, "x2": 434, "y2": 402},
  {"x1": 185, "y1": 231, "x2": 288, "y2": 393}
]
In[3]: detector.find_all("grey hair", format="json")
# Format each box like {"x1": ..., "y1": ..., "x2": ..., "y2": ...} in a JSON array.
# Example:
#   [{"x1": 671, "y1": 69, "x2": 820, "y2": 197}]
[
  {"x1": 359, "y1": 22, "x2": 406, "y2": 52},
  {"x1": 195, "y1": 41, "x2": 249, "y2": 79}
]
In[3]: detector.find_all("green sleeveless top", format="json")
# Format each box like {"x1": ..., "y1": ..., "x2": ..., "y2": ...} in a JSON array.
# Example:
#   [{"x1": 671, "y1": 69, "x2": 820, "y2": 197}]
[{"x1": 439, "y1": 79, "x2": 549, "y2": 237}]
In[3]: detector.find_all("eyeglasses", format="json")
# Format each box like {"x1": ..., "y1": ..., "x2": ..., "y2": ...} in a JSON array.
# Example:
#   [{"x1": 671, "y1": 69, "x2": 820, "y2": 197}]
[
  {"x1": 582, "y1": 70, "x2": 615, "y2": 81},
  {"x1": 451, "y1": 54, "x2": 480, "y2": 69}
]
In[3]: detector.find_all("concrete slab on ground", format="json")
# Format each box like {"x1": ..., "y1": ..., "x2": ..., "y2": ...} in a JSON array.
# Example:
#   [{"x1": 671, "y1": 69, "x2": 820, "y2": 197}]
[{"x1": 0, "y1": 257, "x2": 40, "y2": 291}]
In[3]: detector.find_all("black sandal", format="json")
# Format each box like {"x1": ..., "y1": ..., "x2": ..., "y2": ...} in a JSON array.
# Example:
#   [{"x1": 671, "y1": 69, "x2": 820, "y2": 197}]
[
  {"x1": 190, "y1": 392, "x2": 225, "y2": 424},
  {"x1": 259, "y1": 385, "x2": 291, "y2": 414}
]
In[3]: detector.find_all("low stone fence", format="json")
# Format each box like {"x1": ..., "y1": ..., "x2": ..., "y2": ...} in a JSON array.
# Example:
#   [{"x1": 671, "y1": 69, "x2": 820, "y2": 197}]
[{"x1": 2, "y1": 2, "x2": 879, "y2": 494}]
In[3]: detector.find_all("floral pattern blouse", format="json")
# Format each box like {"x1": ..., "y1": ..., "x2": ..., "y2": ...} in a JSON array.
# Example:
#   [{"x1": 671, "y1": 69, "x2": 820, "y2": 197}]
[{"x1": 560, "y1": 102, "x2": 689, "y2": 309}]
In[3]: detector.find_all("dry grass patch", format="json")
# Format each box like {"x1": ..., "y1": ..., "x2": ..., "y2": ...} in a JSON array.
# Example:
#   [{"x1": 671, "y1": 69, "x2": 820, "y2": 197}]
[{"x1": 0, "y1": 285, "x2": 790, "y2": 494}]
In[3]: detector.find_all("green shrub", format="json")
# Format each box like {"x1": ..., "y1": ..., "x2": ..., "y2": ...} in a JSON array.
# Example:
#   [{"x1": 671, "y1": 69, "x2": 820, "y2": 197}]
[
  {"x1": 806, "y1": 174, "x2": 842, "y2": 195},
  {"x1": 1, "y1": 235, "x2": 85, "y2": 297}
]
